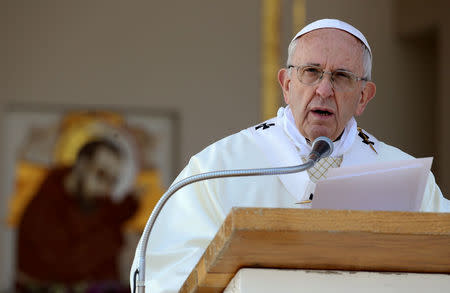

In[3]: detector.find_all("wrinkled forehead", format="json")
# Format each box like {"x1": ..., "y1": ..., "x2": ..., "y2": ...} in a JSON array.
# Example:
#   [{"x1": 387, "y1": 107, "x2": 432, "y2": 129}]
[
  {"x1": 299, "y1": 28, "x2": 363, "y2": 46},
  {"x1": 297, "y1": 28, "x2": 364, "y2": 53},
  {"x1": 294, "y1": 29, "x2": 364, "y2": 70}
]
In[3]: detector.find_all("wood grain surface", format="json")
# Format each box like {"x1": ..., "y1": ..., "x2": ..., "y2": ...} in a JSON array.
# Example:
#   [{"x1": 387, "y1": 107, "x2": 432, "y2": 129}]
[{"x1": 180, "y1": 208, "x2": 450, "y2": 293}]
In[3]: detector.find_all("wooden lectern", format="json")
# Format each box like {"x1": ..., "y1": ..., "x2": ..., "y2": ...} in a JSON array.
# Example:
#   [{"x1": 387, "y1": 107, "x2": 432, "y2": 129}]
[{"x1": 180, "y1": 208, "x2": 450, "y2": 293}]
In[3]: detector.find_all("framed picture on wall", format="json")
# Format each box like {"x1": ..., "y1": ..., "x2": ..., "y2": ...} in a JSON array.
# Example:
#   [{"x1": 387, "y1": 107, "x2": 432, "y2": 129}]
[{"x1": 0, "y1": 102, "x2": 180, "y2": 289}]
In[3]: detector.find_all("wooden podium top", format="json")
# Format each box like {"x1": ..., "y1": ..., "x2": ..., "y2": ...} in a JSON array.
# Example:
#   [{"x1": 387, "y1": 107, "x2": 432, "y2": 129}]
[{"x1": 180, "y1": 208, "x2": 450, "y2": 293}]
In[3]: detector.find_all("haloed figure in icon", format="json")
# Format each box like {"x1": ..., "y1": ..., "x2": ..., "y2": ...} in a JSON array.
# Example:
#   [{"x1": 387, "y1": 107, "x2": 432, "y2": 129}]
[{"x1": 17, "y1": 139, "x2": 138, "y2": 293}]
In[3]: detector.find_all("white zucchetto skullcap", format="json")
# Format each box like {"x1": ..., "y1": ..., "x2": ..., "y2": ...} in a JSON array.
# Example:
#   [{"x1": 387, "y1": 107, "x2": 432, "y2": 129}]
[{"x1": 292, "y1": 19, "x2": 371, "y2": 56}]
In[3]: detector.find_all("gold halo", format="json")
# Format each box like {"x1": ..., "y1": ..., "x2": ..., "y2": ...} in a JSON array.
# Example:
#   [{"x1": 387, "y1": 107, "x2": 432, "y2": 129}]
[{"x1": 53, "y1": 111, "x2": 124, "y2": 166}]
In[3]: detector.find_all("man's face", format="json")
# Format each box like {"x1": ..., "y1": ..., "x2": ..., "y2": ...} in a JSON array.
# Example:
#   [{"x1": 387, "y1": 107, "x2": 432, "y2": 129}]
[
  {"x1": 278, "y1": 28, "x2": 376, "y2": 141},
  {"x1": 79, "y1": 147, "x2": 122, "y2": 199}
]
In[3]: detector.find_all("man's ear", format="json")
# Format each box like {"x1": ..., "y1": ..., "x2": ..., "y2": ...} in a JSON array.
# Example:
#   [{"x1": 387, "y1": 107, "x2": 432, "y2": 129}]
[
  {"x1": 355, "y1": 81, "x2": 376, "y2": 116},
  {"x1": 278, "y1": 68, "x2": 291, "y2": 104}
]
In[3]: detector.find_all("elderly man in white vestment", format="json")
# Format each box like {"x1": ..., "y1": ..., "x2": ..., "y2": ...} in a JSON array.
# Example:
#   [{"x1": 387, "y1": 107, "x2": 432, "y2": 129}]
[{"x1": 131, "y1": 19, "x2": 449, "y2": 292}]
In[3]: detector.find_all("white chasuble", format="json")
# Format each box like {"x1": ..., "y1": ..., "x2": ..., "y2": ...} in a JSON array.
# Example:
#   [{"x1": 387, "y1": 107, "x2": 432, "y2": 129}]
[{"x1": 130, "y1": 107, "x2": 448, "y2": 293}]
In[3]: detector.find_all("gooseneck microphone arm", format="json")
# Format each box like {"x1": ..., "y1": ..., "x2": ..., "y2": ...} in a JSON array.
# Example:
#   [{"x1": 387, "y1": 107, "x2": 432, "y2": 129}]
[{"x1": 134, "y1": 136, "x2": 333, "y2": 293}]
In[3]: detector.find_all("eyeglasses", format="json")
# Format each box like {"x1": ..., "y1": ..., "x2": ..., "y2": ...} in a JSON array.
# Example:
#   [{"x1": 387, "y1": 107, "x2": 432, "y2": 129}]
[{"x1": 287, "y1": 64, "x2": 368, "y2": 92}]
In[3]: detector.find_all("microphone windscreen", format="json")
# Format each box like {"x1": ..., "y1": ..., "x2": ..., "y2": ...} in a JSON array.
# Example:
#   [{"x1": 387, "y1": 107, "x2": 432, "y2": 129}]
[{"x1": 310, "y1": 136, "x2": 333, "y2": 161}]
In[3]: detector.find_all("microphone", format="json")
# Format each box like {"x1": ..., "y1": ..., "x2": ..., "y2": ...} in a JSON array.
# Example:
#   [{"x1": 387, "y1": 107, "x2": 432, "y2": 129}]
[
  {"x1": 308, "y1": 136, "x2": 333, "y2": 163},
  {"x1": 133, "y1": 136, "x2": 334, "y2": 293}
]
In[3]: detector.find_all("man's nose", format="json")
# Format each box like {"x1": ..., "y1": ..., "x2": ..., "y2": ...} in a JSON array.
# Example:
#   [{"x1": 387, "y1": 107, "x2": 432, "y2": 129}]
[{"x1": 315, "y1": 73, "x2": 334, "y2": 98}]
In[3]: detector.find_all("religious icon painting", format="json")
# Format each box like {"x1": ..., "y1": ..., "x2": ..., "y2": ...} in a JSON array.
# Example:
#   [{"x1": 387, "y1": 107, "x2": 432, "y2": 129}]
[{"x1": 0, "y1": 103, "x2": 179, "y2": 290}]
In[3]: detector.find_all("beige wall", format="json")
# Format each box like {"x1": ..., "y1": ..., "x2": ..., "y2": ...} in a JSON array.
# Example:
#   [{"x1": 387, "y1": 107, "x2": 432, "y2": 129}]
[
  {"x1": 2, "y1": 0, "x2": 261, "y2": 163},
  {"x1": 439, "y1": 6, "x2": 450, "y2": 201},
  {"x1": 393, "y1": 0, "x2": 450, "y2": 196}
]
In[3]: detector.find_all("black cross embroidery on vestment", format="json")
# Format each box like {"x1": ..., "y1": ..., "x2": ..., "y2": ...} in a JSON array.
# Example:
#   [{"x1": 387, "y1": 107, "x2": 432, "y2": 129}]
[
  {"x1": 255, "y1": 122, "x2": 275, "y2": 130},
  {"x1": 358, "y1": 131, "x2": 374, "y2": 146}
]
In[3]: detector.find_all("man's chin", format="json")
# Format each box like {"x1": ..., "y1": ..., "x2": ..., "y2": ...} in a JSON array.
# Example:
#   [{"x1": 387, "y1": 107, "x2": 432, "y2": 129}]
[{"x1": 305, "y1": 128, "x2": 336, "y2": 142}]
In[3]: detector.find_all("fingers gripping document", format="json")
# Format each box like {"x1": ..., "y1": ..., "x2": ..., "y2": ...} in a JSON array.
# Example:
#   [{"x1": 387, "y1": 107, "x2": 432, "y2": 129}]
[{"x1": 312, "y1": 158, "x2": 433, "y2": 212}]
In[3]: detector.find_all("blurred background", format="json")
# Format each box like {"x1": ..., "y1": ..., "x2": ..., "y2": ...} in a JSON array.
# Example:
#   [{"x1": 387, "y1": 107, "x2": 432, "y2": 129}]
[{"x1": 1, "y1": 0, "x2": 449, "y2": 291}]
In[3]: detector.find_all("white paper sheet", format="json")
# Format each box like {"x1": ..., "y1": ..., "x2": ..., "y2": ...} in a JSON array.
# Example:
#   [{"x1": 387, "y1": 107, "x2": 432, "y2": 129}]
[{"x1": 312, "y1": 157, "x2": 433, "y2": 211}]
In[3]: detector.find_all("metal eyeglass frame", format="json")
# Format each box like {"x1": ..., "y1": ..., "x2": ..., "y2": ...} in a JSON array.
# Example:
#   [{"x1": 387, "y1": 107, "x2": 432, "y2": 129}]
[{"x1": 287, "y1": 64, "x2": 368, "y2": 92}]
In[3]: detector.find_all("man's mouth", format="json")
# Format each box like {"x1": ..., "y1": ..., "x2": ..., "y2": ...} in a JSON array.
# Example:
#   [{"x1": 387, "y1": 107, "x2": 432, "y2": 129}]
[{"x1": 311, "y1": 109, "x2": 333, "y2": 116}]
